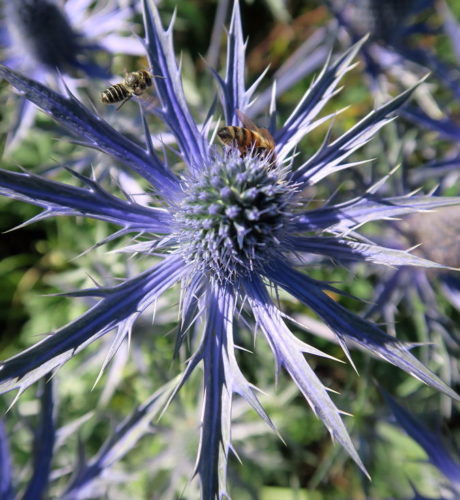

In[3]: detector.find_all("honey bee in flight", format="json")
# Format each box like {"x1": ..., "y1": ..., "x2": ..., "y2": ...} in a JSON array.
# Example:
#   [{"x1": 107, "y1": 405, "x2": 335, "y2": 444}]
[
  {"x1": 101, "y1": 70, "x2": 160, "y2": 109},
  {"x1": 217, "y1": 109, "x2": 276, "y2": 163}
]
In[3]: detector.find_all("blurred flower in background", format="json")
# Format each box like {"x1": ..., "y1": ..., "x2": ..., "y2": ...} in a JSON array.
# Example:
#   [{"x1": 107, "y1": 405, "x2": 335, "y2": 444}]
[
  {"x1": 326, "y1": 0, "x2": 460, "y2": 95},
  {"x1": 324, "y1": 0, "x2": 460, "y2": 170},
  {"x1": 359, "y1": 205, "x2": 460, "y2": 402}
]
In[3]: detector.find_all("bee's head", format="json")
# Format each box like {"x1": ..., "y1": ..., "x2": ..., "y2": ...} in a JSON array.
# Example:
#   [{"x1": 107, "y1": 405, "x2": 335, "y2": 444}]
[{"x1": 217, "y1": 127, "x2": 233, "y2": 144}]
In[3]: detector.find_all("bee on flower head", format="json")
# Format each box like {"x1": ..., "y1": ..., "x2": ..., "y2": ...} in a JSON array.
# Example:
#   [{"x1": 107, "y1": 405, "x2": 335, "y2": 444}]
[
  {"x1": 217, "y1": 109, "x2": 276, "y2": 164},
  {"x1": 101, "y1": 69, "x2": 162, "y2": 109}
]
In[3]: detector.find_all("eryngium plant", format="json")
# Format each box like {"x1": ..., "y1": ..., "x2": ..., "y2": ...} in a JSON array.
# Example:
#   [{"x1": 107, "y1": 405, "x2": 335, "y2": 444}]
[{"x1": 1, "y1": 0, "x2": 460, "y2": 497}]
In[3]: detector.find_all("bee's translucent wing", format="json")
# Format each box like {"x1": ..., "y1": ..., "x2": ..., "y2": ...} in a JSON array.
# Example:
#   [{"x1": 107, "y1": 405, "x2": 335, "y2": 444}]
[
  {"x1": 136, "y1": 94, "x2": 160, "y2": 113},
  {"x1": 235, "y1": 109, "x2": 275, "y2": 148},
  {"x1": 235, "y1": 109, "x2": 259, "y2": 131}
]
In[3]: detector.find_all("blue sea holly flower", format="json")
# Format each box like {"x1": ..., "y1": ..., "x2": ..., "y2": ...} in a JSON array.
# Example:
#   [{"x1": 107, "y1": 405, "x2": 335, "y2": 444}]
[{"x1": 1, "y1": 0, "x2": 460, "y2": 497}]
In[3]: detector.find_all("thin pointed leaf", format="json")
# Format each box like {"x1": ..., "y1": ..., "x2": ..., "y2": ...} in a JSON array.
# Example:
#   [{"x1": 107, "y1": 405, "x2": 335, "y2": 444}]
[
  {"x1": 243, "y1": 274, "x2": 368, "y2": 475},
  {"x1": 23, "y1": 376, "x2": 56, "y2": 500},
  {"x1": 0, "y1": 65, "x2": 179, "y2": 198},
  {"x1": 0, "y1": 168, "x2": 172, "y2": 233},
  {"x1": 294, "y1": 195, "x2": 460, "y2": 233},
  {"x1": 196, "y1": 283, "x2": 235, "y2": 500},
  {"x1": 63, "y1": 379, "x2": 177, "y2": 499},
  {"x1": 275, "y1": 39, "x2": 365, "y2": 157},
  {"x1": 266, "y1": 260, "x2": 460, "y2": 401},
  {"x1": 217, "y1": 0, "x2": 247, "y2": 124},
  {"x1": 293, "y1": 85, "x2": 420, "y2": 185},
  {"x1": 0, "y1": 255, "x2": 187, "y2": 395},
  {"x1": 212, "y1": 1, "x2": 271, "y2": 125},
  {"x1": 401, "y1": 47, "x2": 460, "y2": 101},
  {"x1": 288, "y1": 236, "x2": 456, "y2": 269},
  {"x1": 0, "y1": 421, "x2": 14, "y2": 500},
  {"x1": 141, "y1": 0, "x2": 210, "y2": 169},
  {"x1": 385, "y1": 392, "x2": 460, "y2": 486}
]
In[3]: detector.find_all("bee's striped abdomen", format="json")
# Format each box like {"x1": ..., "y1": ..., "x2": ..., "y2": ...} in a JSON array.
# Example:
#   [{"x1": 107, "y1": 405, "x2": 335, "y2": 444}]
[
  {"x1": 235, "y1": 127, "x2": 248, "y2": 143},
  {"x1": 101, "y1": 84, "x2": 129, "y2": 104}
]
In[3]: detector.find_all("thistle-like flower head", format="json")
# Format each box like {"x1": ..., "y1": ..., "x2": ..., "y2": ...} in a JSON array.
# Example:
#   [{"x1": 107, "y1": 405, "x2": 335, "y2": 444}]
[
  {"x1": 1, "y1": 1, "x2": 460, "y2": 497},
  {"x1": 174, "y1": 152, "x2": 296, "y2": 283}
]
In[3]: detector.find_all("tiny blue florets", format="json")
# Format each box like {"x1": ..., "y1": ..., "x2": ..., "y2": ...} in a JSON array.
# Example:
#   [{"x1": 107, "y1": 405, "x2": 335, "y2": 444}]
[{"x1": 174, "y1": 151, "x2": 297, "y2": 283}]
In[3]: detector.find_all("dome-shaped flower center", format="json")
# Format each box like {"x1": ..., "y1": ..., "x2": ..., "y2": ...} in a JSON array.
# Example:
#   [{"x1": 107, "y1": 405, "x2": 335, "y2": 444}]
[{"x1": 174, "y1": 153, "x2": 296, "y2": 282}]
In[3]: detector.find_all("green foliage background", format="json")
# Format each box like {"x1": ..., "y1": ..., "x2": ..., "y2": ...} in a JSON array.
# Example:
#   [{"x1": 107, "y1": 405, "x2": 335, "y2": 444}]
[{"x1": 1, "y1": 1, "x2": 460, "y2": 498}]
